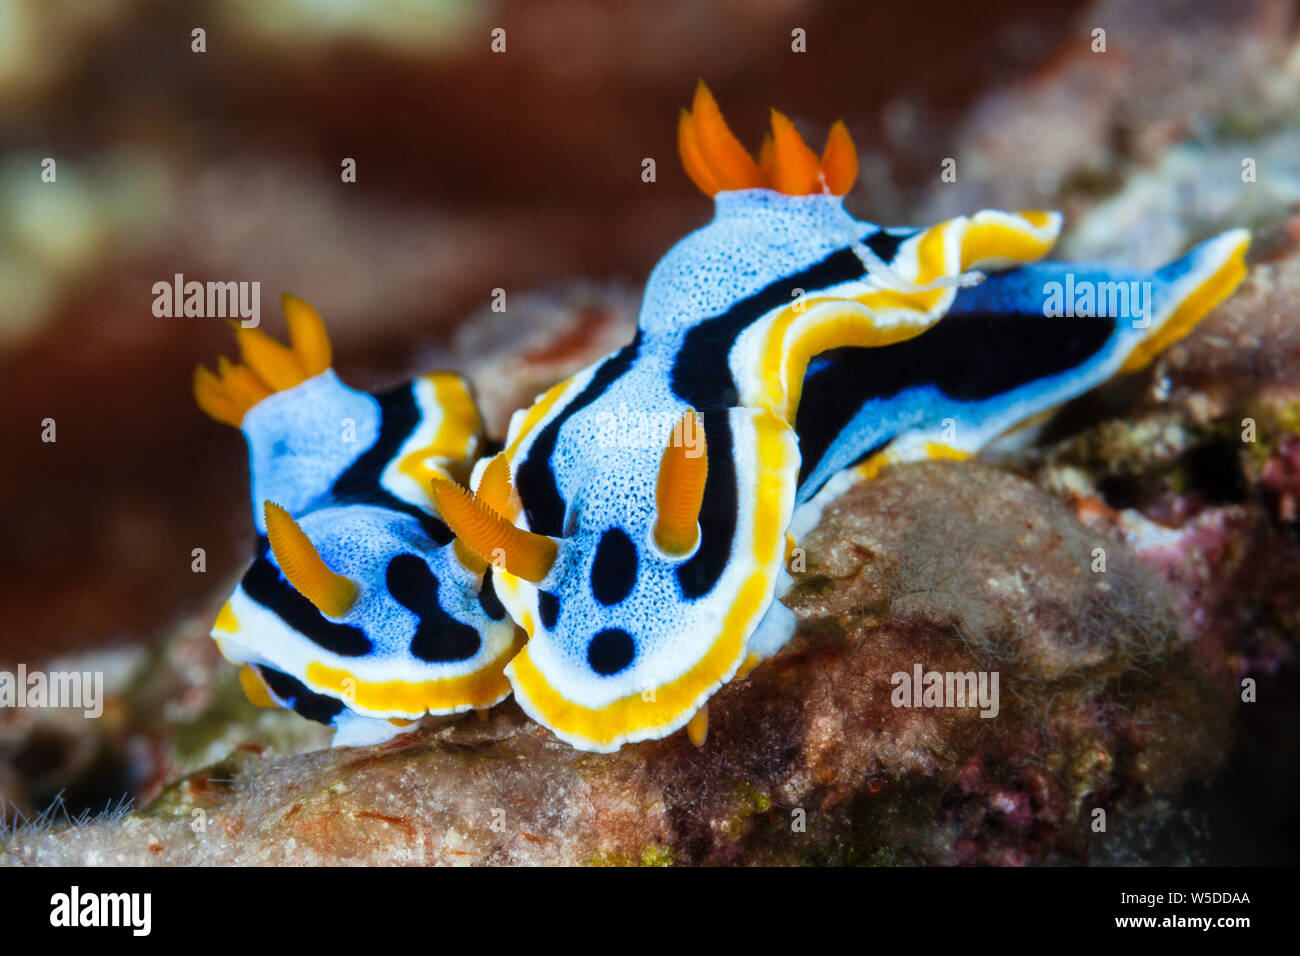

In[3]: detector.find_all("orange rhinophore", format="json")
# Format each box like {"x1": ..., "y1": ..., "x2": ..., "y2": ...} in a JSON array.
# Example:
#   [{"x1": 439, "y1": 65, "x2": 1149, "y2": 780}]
[
  {"x1": 654, "y1": 408, "x2": 709, "y2": 556},
  {"x1": 263, "y1": 501, "x2": 358, "y2": 618},
  {"x1": 431, "y1": 476, "x2": 559, "y2": 584}
]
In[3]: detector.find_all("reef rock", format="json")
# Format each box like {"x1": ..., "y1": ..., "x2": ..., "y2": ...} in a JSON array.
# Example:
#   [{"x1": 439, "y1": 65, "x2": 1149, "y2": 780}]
[{"x1": 1, "y1": 461, "x2": 1233, "y2": 865}]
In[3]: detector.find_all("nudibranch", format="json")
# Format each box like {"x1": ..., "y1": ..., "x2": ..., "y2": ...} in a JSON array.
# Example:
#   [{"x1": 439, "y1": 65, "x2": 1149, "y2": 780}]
[
  {"x1": 196, "y1": 297, "x2": 523, "y2": 746},
  {"x1": 433, "y1": 82, "x2": 1249, "y2": 752},
  {"x1": 197, "y1": 85, "x2": 1248, "y2": 753}
]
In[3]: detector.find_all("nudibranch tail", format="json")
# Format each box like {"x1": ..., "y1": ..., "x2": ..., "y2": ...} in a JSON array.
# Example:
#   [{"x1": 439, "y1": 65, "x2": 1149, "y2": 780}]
[
  {"x1": 679, "y1": 81, "x2": 858, "y2": 197},
  {"x1": 1120, "y1": 228, "x2": 1250, "y2": 372},
  {"x1": 789, "y1": 227, "x2": 1254, "y2": 544},
  {"x1": 686, "y1": 705, "x2": 708, "y2": 747}
]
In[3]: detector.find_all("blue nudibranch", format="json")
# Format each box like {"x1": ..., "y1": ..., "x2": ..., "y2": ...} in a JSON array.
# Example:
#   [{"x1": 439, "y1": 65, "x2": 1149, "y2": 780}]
[
  {"x1": 199, "y1": 83, "x2": 1249, "y2": 751},
  {"x1": 196, "y1": 297, "x2": 523, "y2": 745}
]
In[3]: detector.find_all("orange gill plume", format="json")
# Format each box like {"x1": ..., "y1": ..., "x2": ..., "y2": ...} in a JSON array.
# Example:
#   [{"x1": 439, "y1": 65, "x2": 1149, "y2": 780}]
[
  {"x1": 654, "y1": 408, "x2": 708, "y2": 556},
  {"x1": 193, "y1": 294, "x2": 332, "y2": 426},
  {"x1": 678, "y1": 81, "x2": 858, "y2": 198},
  {"x1": 263, "y1": 501, "x2": 358, "y2": 618},
  {"x1": 430, "y1": 476, "x2": 558, "y2": 584}
]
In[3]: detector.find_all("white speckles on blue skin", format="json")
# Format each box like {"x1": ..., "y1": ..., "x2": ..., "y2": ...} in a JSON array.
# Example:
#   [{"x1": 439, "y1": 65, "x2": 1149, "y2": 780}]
[
  {"x1": 496, "y1": 190, "x2": 893, "y2": 722},
  {"x1": 219, "y1": 504, "x2": 517, "y2": 718},
  {"x1": 503, "y1": 375, "x2": 793, "y2": 716},
  {"x1": 242, "y1": 371, "x2": 380, "y2": 532},
  {"x1": 295, "y1": 506, "x2": 442, "y2": 662},
  {"x1": 639, "y1": 190, "x2": 876, "y2": 337},
  {"x1": 506, "y1": 400, "x2": 790, "y2": 723},
  {"x1": 520, "y1": 365, "x2": 703, "y2": 705}
]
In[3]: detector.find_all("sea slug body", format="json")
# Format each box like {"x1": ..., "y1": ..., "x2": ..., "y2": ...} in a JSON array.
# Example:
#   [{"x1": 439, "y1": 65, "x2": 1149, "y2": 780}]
[{"x1": 199, "y1": 83, "x2": 1249, "y2": 752}]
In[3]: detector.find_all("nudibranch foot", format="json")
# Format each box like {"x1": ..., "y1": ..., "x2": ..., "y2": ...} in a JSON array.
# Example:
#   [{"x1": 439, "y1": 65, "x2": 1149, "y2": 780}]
[{"x1": 238, "y1": 662, "x2": 419, "y2": 747}]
